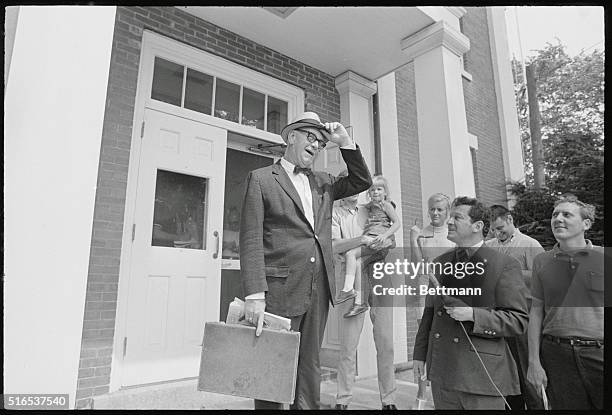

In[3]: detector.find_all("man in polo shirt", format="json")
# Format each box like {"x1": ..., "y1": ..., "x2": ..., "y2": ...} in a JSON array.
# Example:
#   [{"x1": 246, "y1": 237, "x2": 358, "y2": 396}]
[
  {"x1": 487, "y1": 205, "x2": 544, "y2": 410},
  {"x1": 527, "y1": 195, "x2": 604, "y2": 410}
]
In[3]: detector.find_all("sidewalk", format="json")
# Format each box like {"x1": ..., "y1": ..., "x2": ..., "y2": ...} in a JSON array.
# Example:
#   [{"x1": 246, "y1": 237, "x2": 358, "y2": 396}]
[{"x1": 93, "y1": 368, "x2": 434, "y2": 410}]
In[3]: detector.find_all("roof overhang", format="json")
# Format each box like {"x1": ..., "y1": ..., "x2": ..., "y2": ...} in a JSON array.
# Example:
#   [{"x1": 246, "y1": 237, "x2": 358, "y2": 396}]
[{"x1": 178, "y1": 6, "x2": 444, "y2": 80}]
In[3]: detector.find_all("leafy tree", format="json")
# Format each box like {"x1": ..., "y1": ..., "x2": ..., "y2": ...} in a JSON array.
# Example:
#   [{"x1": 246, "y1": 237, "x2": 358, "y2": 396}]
[{"x1": 510, "y1": 42, "x2": 604, "y2": 246}]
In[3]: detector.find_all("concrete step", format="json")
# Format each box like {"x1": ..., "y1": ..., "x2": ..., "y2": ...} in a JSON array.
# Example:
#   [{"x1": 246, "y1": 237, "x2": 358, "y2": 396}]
[
  {"x1": 92, "y1": 368, "x2": 433, "y2": 410},
  {"x1": 92, "y1": 378, "x2": 251, "y2": 410}
]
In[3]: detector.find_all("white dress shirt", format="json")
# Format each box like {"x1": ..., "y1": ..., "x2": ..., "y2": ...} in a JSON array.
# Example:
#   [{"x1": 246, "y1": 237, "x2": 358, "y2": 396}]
[{"x1": 279, "y1": 158, "x2": 315, "y2": 229}]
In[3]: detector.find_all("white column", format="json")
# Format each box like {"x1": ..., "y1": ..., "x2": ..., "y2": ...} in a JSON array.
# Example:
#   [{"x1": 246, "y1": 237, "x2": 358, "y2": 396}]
[
  {"x1": 335, "y1": 70, "x2": 377, "y2": 175},
  {"x1": 377, "y1": 72, "x2": 408, "y2": 364},
  {"x1": 335, "y1": 70, "x2": 379, "y2": 378},
  {"x1": 487, "y1": 7, "x2": 525, "y2": 207},
  {"x1": 4, "y1": 6, "x2": 116, "y2": 408},
  {"x1": 401, "y1": 20, "x2": 473, "y2": 219}
]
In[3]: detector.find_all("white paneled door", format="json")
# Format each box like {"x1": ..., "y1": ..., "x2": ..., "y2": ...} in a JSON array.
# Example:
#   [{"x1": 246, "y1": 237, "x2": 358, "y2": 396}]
[{"x1": 122, "y1": 109, "x2": 227, "y2": 386}]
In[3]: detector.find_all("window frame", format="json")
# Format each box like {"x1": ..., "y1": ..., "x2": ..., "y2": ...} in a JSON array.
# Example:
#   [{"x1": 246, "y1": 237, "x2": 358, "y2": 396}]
[{"x1": 141, "y1": 30, "x2": 304, "y2": 146}]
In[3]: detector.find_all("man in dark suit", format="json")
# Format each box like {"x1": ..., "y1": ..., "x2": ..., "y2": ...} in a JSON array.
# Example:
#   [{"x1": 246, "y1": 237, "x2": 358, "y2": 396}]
[
  {"x1": 240, "y1": 111, "x2": 372, "y2": 409},
  {"x1": 413, "y1": 196, "x2": 529, "y2": 410}
]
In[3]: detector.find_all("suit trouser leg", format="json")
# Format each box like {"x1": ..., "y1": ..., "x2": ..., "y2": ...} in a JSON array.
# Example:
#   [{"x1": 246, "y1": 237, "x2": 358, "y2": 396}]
[
  {"x1": 335, "y1": 301, "x2": 366, "y2": 406},
  {"x1": 369, "y1": 305, "x2": 396, "y2": 406},
  {"x1": 431, "y1": 383, "x2": 505, "y2": 410},
  {"x1": 505, "y1": 336, "x2": 526, "y2": 410},
  {"x1": 515, "y1": 331, "x2": 543, "y2": 409},
  {"x1": 254, "y1": 259, "x2": 329, "y2": 410},
  {"x1": 289, "y1": 262, "x2": 330, "y2": 410}
]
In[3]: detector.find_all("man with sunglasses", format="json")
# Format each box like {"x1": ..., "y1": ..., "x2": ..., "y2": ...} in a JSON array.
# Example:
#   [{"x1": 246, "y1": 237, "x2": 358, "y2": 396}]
[{"x1": 240, "y1": 111, "x2": 372, "y2": 409}]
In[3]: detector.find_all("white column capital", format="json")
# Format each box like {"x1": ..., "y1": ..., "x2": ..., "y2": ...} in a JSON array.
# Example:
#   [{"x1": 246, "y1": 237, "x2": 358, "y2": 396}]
[
  {"x1": 447, "y1": 7, "x2": 467, "y2": 19},
  {"x1": 334, "y1": 70, "x2": 377, "y2": 98},
  {"x1": 401, "y1": 20, "x2": 470, "y2": 61}
]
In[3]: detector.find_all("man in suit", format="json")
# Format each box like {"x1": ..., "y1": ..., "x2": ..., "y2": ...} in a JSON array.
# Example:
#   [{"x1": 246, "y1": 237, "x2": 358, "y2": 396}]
[
  {"x1": 413, "y1": 196, "x2": 529, "y2": 410},
  {"x1": 240, "y1": 111, "x2": 372, "y2": 409}
]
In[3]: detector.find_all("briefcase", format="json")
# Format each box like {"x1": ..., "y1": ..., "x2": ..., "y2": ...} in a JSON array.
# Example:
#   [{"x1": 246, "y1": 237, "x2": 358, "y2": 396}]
[{"x1": 198, "y1": 322, "x2": 300, "y2": 404}]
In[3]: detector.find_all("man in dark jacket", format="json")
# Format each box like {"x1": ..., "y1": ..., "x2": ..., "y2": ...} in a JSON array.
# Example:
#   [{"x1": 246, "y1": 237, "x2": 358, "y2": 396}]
[
  {"x1": 240, "y1": 111, "x2": 372, "y2": 409},
  {"x1": 413, "y1": 196, "x2": 529, "y2": 410}
]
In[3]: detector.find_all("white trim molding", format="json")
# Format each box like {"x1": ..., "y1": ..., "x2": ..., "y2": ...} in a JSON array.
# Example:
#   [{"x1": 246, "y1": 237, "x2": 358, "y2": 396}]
[
  {"x1": 335, "y1": 70, "x2": 377, "y2": 98},
  {"x1": 401, "y1": 20, "x2": 471, "y2": 61},
  {"x1": 486, "y1": 8, "x2": 525, "y2": 188},
  {"x1": 468, "y1": 132, "x2": 479, "y2": 150},
  {"x1": 447, "y1": 7, "x2": 467, "y2": 19}
]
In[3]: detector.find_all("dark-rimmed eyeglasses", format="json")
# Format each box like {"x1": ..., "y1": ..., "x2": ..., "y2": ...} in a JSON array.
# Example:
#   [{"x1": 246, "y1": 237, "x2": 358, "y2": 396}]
[{"x1": 296, "y1": 129, "x2": 327, "y2": 149}]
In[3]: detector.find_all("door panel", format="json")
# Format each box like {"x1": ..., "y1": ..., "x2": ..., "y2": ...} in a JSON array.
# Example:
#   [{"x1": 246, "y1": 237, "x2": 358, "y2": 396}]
[{"x1": 122, "y1": 109, "x2": 226, "y2": 386}]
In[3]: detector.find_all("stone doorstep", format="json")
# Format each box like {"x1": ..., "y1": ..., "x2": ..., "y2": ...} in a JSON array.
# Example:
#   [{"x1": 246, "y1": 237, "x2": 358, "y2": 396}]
[{"x1": 92, "y1": 368, "x2": 432, "y2": 410}]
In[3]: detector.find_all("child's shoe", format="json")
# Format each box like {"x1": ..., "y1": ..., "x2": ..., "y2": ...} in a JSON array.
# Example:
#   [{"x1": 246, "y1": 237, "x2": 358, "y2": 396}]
[
  {"x1": 335, "y1": 289, "x2": 357, "y2": 304},
  {"x1": 344, "y1": 303, "x2": 369, "y2": 318}
]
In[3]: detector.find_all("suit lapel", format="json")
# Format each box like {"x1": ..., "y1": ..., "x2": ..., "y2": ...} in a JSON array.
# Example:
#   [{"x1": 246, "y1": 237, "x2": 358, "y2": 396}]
[{"x1": 272, "y1": 161, "x2": 306, "y2": 218}]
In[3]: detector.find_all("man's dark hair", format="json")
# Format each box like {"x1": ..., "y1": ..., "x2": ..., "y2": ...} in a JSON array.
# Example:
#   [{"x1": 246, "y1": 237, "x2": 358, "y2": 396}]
[
  {"x1": 452, "y1": 196, "x2": 490, "y2": 236},
  {"x1": 489, "y1": 204, "x2": 512, "y2": 223}
]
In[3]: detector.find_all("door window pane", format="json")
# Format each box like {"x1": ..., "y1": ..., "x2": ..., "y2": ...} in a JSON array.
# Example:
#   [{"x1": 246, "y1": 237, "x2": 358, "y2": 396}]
[
  {"x1": 267, "y1": 96, "x2": 288, "y2": 135},
  {"x1": 214, "y1": 78, "x2": 240, "y2": 123},
  {"x1": 151, "y1": 57, "x2": 184, "y2": 106},
  {"x1": 222, "y1": 146, "x2": 274, "y2": 259},
  {"x1": 184, "y1": 68, "x2": 214, "y2": 115},
  {"x1": 152, "y1": 170, "x2": 208, "y2": 250},
  {"x1": 241, "y1": 87, "x2": 265, "y2": 130}
]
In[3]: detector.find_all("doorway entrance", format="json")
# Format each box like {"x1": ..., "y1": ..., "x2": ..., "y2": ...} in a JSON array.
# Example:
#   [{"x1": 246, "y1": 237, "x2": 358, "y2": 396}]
[{"x1": 121, "y1": 108, "x2": 227, "y2": 386}]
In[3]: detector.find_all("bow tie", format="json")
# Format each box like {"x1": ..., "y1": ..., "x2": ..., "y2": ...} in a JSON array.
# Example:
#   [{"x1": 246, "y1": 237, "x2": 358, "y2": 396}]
[{"x1": 294, "y1": 166, "x2": 312, "y2": 176}]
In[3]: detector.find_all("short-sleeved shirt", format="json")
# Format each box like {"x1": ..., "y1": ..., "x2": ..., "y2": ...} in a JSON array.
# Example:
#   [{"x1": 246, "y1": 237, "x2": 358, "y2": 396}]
[
  {"x1": 531, "y1": 240, "x2": 604, "y2": 340},
  {"x1": 332, "y1": 204, "x2": 363, "y2": 243},
  {"x1": 485, "y1": 228, "x2": 544, "y2": 271}
]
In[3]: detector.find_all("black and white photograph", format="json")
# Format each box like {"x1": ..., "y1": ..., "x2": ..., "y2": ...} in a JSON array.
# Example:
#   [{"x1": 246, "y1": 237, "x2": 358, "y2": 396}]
[{"x1": 4, "y1": 5, "x2": 605, "y2": 410}]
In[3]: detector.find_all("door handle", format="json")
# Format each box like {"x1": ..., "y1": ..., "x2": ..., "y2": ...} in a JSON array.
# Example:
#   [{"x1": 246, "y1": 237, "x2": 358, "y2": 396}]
[{"x1": 213, "y1": 231, "x2": 219, "y2": 259}]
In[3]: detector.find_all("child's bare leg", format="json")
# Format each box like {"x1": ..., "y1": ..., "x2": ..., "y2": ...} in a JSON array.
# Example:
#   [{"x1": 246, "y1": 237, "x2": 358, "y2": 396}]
[
  {"x1": 353, "y1": 257, "x2": 362, "y2": 304},
  {"x1": 350, "y1": 247, "x2": 379, "y2": 306},
  {"x1": 342, "y1": 247, "x2": 360, "y2": 292}
]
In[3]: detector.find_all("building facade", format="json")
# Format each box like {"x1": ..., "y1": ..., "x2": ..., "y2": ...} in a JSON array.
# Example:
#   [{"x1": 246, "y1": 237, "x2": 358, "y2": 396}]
[{"x1": 4, "y1": 6, "x2": 523, "y2": 408}]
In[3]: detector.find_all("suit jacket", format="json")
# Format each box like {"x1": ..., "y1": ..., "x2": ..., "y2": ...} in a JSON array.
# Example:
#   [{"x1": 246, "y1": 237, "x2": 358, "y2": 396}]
[
  {"x1": 413, "y1": 245, "x2": 529, "y2": 396},
  {"x1": 240, "y1": 147, "x2": 372, "y2": 317}
]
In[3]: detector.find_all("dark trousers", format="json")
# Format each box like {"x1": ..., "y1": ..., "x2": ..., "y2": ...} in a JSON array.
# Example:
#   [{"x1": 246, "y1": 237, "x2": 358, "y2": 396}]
[
  {"x1": 431, "y1": 383, "x2": 505, "y2": 410},
  {"x1": 254, "y1": 252, "x2": 330, "y2": 410},
  {"x1": 505, "y1": 333, "x2": 544, "y2": 410},
  {"x1": 541, "y1": 336, "x2": 603, "y2": 410}
]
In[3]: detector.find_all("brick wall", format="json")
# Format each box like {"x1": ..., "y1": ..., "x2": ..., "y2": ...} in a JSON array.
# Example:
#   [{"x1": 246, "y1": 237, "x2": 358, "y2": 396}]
[
  {"x1": 76, "y1": 6, "x2": 341, "y2": 408},
  {"x1": 461, "y1": 8, "x2": 508, "y2": 207},
  {"x1": 394, "y1": 62, "x2": 421, "y2": 360}
]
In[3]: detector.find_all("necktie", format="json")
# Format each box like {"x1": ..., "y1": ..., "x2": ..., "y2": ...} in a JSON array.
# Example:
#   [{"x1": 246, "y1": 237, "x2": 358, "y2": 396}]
[
  {"x1": 294, "y1": 166, "x2": 312, "y2": 176},
  {"x1": 455, "y1": 248, "x2": 470, "y2": 263}
]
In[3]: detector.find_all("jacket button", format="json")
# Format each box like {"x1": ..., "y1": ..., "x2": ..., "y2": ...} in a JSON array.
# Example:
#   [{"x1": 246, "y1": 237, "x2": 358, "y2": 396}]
[
  {"x1": 434, "y1": 333, "x2": 440, "y2": 339},
  {"x1": 437, "y1": 311, "x2": 443, "y2": 316},
  {"x1": 310, "y1": 257, "x2": 315, "y2": 263},
  {"x1": 453, "y1": 337, "x2": 459, "y2": 343}
]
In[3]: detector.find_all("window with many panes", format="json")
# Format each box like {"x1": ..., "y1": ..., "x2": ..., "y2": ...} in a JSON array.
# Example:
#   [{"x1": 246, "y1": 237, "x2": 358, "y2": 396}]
[{"x1": 151, "y1": 57, "x2": 289, "y2": 135}]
